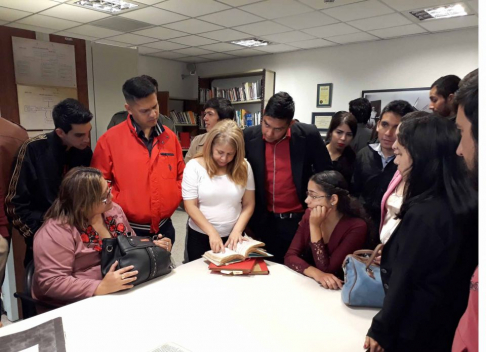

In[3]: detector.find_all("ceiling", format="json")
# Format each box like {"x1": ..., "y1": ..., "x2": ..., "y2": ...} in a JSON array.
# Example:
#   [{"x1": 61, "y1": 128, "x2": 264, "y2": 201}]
[{"x1": 0, "y1": 0, "x2": 479, "y2": 63}]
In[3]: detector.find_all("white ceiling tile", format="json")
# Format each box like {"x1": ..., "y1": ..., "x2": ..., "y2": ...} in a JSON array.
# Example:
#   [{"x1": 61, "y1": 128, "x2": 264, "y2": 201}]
[
  {"x1": 289, "y1": 38, "x2": 336, "y2": 48},
  {"x1": 135, "y1": 0, "x2": 166, "y2": 4},
  {"x1": 119, "y1": 7, "x2": 187, "y2": 26},
  {"x1": 227, "y1": 48, "x2": 268, "y2": 56},
  {"x1": 322, "y1": 0, "x2": 394, "y2": 22},
  {"x1": 108, "y1": 33, "x2": 158, "y2": 45},
  {"x1": 234, "y1": 21, "x2": 291, "y2": 36},
  {"x1": 96, "y1": 39, "x2": 132, "y2": 47},
  {"x1": 302, "y1": 23, "x2": 360, "y2": 38},
  {"x1": 297, "y1": 0, "x2": 365, "y2": 10},
  {"x1": 173, "y1": 47, "x2": 215, "y2": 56},
  {"x1": 154, "y1": 0, "x2": 230, "y2": 17},
  {"x1": 198, "y1": 42, "x2": 243, "y2": 52},
  {"x1": 348, "y1": 13, "x2": 412, "y2": 31},
  {"x1": 241, "y1": 0, "x2": 313, "y2": 19},
  {"x1": 178, "y1": 56, "x2": 212, "y2": 62},
  {"x1": 419, "y1": 15, "x2": 478, "y2": 32},
  {"x1": 55, "y1": 31, "x2": 98, "y2": 41},
  {"x1": 0, "y1": 0, "x2": 58, "y2": 12},
  {"x1": 168, "y1": 35, "x2": 218, "y2": 46},
  {"x1": 66, "y1": 24, "x2": 122, "y2": 38},
  {"x1": 327, "y1": 32, "x2": 378, "y2": 44},
  {"x1": 199, "y1": 52, "x2": 236, "y2": 60},
  {"x1": 143, "y1": 40, "x2": 188, "y2": 50},
  {"x1": 6, "y1": 22, "x2": 57, "y2": 34},
  {"x1": 253, "y1": 43, "x2": 299, "y2": 52},
  {"x1": 163, "y1": 19, "x2": 223, "y2": 34},
  {"x1": 39, "y1": 4, "x2": 110, "y2": 23},
  {"x1": 368, "y1": 24, "x2": 427, "y2": 38},
  {"x1": 199, "y1": 29, "x2": 251, "y2": 41},
  {"x1": 17, "y1": 14, "x2": 80, "y2": 30},
  {"x1": 468, "y1": 0, "x2": 478, "y2": 13},
  {"x1": 0, "y1": 7, "x2": 31, "y2": 22},
  {"x1": 132, "y1": 27, "x2": 188, "y2": 40},
  {"x1": 261, "y1": 30, "x2": 315, "y2": 43},
  {"x1": 217, "y1": 0, "x2": 262, "y2": 6},
  {"x1": 274, "y1": 11, "x2": 339, "y2": 30},
  {"x1": 380, "y1": 0, "x2": 459, "y2": 12},
  {"x1": 198, "y1": 9, "x2": 264, "y2": 27},
  {"x1": 136, "y1": 46, "x2": 163, "y2": 54},
  {"x1": 149, "y1": 51, "x2": 189, "y2": 59}
]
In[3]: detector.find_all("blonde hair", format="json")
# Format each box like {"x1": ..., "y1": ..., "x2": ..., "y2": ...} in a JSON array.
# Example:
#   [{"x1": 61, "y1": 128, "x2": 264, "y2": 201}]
[
  {"x1": 195, "y1": 119, "x2": 248, "y2": 187},
  {"x1": 44, "y1": 167, "x2": 105, "y2": 230}
]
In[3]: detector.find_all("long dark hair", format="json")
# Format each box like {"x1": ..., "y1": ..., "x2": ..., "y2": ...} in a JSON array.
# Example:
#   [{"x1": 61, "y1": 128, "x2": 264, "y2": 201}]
[
  {"x1": 325, "y1": 111, "x2": 358, "y2": 142},
  {"x1": 310, "y1": 170, "x2": 367, "y2": 222},
  {"x1": 397, "y1": 114, "x2": 477, "y2": 221}
]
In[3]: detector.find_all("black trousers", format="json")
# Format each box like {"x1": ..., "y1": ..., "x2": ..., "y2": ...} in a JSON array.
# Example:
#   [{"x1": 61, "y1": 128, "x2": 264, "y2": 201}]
[
  {"x1": 254, "y1": 213, "x2": 304, "y2": 264},
  {"x1": 134, "y1": 219, "x2": 175, "y2": 245},
  {"x1": 186, "y1": 225, "x2": 228, "y2": 263}
]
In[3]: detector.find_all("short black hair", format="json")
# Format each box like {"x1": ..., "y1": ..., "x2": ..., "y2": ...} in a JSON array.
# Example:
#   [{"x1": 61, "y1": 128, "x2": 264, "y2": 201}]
[
  {"x1": 454, "y1": 69, "x2": 478, "y2": 142},
  {"x1": 349, "y1": 98, "x2": 372, "y2": 124},
  {"x1": 203, "y1": 98, "x2": 235, "y2": 120},
  {"x1": 140, "y1": 74, "x2": 158, "y2": 91},
  {"x1": 52, "y1": 98, "x2": 93, "y2": 133},
  {"x1": 431, "y1": 75, "x2": 461, "y2": 98},
  {"x1": 122, "y1": 76, "x2": 157, "y2": 103},
  {"x1": 379, "y1": 100, "x2": 416, "y2": 120},
  {"x1": 264, "y1": 92, "x2": 295, "y2": 122}
]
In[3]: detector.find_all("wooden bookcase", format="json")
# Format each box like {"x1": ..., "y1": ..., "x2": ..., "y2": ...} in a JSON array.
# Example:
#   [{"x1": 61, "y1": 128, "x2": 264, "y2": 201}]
[{"x1": 198, "y1": 69, "x2": 276, "y2": 126}]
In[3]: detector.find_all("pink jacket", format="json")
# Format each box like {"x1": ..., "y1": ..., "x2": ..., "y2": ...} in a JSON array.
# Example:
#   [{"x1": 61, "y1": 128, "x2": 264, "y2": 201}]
[
  {"x1": 32, "y1": 203, "x2": 134, "y2": 308},
  {"x1": 379, "y1": 170, "x2": 402, "y2": 233}
]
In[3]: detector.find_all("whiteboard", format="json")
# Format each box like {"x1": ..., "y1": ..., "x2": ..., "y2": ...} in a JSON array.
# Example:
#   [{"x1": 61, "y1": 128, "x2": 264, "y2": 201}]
[
  {"x1": 17, "y1": 85, "x2": 78, "y2": 130},
  {"x1": 12, "y1": 37, "x2": 77, "y2": 88}
]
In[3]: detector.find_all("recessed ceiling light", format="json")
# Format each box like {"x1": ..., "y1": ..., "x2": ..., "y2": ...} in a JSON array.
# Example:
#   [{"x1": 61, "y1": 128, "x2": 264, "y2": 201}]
[
  {"x1": 73, "y1": 0, "x2": 139, "y2": 13},
  {"x1": 231, "y1": 38, "x2": 269, "y2": 48},
  {"x1": 410, "y1": 3, "x2": 469, "y2": 21}
]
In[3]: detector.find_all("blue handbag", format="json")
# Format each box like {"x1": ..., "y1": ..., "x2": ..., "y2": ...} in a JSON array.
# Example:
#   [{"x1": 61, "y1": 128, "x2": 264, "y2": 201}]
[{"x1": 341, "y1": 244, "x2": 385, "y2": 308}]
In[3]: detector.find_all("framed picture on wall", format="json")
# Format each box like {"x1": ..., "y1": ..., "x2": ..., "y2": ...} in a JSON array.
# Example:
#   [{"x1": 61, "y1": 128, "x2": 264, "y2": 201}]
[
  {"x1": 362, "y1": 88, "x2": 432, "y2": 124},
  {"x1": 316, "y1": 83, "x2": 333, "y2": 107},
  {"x1": 312, "y1": 112, "x2": 334, "y2": 138}
]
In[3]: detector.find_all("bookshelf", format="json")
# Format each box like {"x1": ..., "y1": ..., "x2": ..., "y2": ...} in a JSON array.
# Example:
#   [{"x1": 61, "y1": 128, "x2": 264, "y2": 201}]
[
  {"x1": 157, "y1": 91, "x2": 203, "y2": 151},
  {"x1": 198, "y1": 69, "x2": 276, "y2": 128}
]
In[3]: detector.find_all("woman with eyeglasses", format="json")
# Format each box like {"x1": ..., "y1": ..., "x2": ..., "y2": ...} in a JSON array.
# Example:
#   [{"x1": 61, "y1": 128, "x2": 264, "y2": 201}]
[
  {"x1": 284, "y1": 170, "x2": 367, "y2": 290},
  {"x1": 325, "y1": 111, "x2": 358, "y2": 184},
  {"x1": 32, "y1": 167, "x2": 171, "y2": 309},
  {"x1": 184, "y1": 97, "x2": 235, "y2": 163}
]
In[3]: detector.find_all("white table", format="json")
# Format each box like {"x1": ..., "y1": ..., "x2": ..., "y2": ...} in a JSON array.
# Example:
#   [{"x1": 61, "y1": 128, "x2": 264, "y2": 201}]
[{"x1": 0, "y1": 259, "x2": 379, "y2": 352}]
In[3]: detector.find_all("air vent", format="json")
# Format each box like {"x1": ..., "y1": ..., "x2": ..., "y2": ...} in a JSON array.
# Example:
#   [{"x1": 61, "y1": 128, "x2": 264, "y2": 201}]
[{"x1": 91, "y1": 17, "x2": 152, "y2": 32}]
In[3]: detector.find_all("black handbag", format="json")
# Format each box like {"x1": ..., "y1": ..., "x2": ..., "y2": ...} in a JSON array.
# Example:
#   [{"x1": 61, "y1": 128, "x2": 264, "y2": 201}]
[{"x1": 101, "y1": 234, "x2": 172, "y2": 286}]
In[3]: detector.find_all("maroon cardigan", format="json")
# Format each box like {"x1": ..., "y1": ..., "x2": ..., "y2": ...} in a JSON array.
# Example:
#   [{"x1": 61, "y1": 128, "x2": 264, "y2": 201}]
[{"x1": 284, "y1": 208, "x2": 367, "y2": 278}]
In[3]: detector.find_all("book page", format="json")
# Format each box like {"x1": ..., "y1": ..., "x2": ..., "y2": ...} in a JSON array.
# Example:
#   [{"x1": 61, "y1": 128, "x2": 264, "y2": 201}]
[{"x1": 234, "y1": 237, "x2": 263, "y2": 256}]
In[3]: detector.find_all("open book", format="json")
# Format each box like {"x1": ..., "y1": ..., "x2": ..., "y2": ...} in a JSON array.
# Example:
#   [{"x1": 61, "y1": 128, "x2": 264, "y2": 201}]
[{"x1": 202, "y1": 236, "x2": 272, "y2": 266}]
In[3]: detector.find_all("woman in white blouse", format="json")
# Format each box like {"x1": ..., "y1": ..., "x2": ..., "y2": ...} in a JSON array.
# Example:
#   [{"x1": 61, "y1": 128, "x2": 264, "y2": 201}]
[{"x1": 182, "y1": 119, "x2": 255, "y2": 261}]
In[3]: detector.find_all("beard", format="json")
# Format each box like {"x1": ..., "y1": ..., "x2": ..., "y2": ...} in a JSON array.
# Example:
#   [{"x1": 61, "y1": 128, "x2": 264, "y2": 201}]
[{"x1": 467, "y1": 148, "x2": 478, "y2": 191}]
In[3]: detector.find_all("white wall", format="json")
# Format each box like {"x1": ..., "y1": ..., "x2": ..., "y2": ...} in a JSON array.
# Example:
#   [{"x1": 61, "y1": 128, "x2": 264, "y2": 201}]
[
  {"x1": 138, "y1": 55, "x2": 197, "y2": 99},
  {"x1": 197, "y1": 28, "x2": 478, "y2": 124},
  {"x1": 90, "y1": 43, "x2": 138, "y2": 140}
]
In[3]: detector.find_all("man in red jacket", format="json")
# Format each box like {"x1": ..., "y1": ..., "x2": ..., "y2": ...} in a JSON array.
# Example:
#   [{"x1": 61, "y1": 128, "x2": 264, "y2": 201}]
[{"x1": 91, "y1": 76, "x2": 184, "y2": 244}]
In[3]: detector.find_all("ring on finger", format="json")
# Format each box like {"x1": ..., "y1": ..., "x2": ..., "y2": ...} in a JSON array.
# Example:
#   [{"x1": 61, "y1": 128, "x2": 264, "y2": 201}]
[{"x1": 121, "y1": 274, "x2": 125, "y2": 280}]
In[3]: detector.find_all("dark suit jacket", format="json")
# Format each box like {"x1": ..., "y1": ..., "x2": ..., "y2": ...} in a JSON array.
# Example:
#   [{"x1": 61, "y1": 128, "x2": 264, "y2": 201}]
[
  {"x1": 367, "y1": 198, "x2": 477, "y2": 351},
  {"x1": 243, "y1": 122, "x2": 333, "y2": 230}
]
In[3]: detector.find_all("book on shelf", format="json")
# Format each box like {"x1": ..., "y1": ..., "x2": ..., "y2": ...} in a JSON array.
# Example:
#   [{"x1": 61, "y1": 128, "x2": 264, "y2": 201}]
[
  {"x1": 170, "y1": 110, "x2": 197, "y2": 124},
  {"x1": 202, "y1": 236, "x2": 272, "y2": 266},
  {"x1": 208, "y1": 258, "x2": 269, "y2": 275},
  {"x1": 199, "y1": 79, "x2": 263, "y2": 104},
  {"x1": 178, "y1": 132, "x2": 191, "y2": 149},
  {"x1": 235, "y1": 109, "x2": 262, "y2": 128}
]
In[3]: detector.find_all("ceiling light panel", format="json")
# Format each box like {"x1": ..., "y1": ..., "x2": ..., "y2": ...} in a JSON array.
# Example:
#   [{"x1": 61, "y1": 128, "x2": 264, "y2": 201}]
[
  {"x1": 73, "y1": 0, "x2": 139, "y2": 14},
  {"x1": 231, "y1": 38, "x2": 270, "y2": 47}
]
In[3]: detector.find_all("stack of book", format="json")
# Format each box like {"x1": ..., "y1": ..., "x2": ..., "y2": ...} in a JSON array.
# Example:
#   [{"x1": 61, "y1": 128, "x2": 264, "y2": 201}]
[
  {"x1": 235, "y1": 109, "x2": 262, "y2": 128},
  {"x1": 208, "y1": 258, "x2": 269, "y2": 275},
  {"x1": 199, "y1": 80, "x2": 262, "y2": 104},
  {"x1": 169, "y1": 110, "x2": 197, "y2": 124}
]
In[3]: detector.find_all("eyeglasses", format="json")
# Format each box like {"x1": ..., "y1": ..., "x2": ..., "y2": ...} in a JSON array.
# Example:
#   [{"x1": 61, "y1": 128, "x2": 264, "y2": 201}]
[
  {"x1": 101, "y1": 186, "x2": 112, "y2": 204},
  {"x1": 306, "y1": 191, "x2": 331, "y2": 200}
]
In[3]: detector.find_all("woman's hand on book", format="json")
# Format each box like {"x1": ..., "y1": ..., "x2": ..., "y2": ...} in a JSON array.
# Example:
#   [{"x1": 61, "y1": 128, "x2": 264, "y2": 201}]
[
  {"x1": 209, "y1": 233, "x2": 225, "y2": 253},
  {"x1": 225, "y1": 231, "x2": 248, "y2": 251},
  {"x1": 314, "y1": 271, "x2": 343, "y2": 290}
]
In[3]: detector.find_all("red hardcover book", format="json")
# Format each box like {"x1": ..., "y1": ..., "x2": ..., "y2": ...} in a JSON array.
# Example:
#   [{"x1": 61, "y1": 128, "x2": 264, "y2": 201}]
[
  {"x1": 209, "y1": 258, "x2": 256, "y2": 274},
  {"x1": 179, "y1": 132, "x2": 191, "y2": 149}
]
